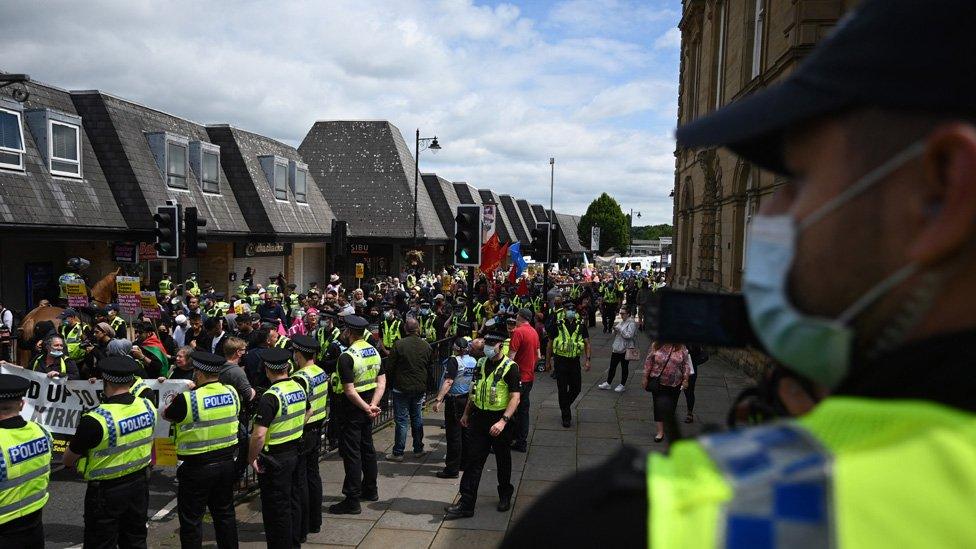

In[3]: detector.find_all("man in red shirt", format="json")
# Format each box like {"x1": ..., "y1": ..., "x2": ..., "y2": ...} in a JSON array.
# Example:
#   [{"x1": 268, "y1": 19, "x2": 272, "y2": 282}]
[{"x1": 508, "y1": 308, "x2": 540, "y2": 452}]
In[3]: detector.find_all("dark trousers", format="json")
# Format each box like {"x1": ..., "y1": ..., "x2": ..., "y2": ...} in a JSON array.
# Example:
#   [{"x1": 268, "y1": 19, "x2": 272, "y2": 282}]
[
  {"x1": 293, "y1": 443, "x2": 309, "y2": 542},
  {"x1": 443, "y1": 394, "x2": 469, "y2": 474},
  {"x1": 338, "y1": 411, "x2": 378, "y2": 500},
  {"x1": 177, "y1": 460, "x2": 238, "y2": 548},
  {"x1": 83, "y1": 469, "x2": 149, "y2": 549},
  {"x1": 235, "y1": 421, "x2": 250, "y2": 480},
  {"x1": 514, "y1": 381, "x2": 532, "y2": 447},
  {"x1": 256, "y1": 450, "x2": 299, "y2": 549},
  {"x1": 684, "y1": 372, "x2": 698, "y2": 414},
  {"x1": 0, "y1": 510, "x2": 43, "y2": 549},
  {"x1": 607, "y1": 352, "x2": 630, "y2": 385},
  {"x1": 601, "y1": 302, "x2": 618, "y2": 332},
  {"x1": 554, "y1": 356, "x2": 582, "y2": 417},
  {"x1": 458, "y1": 409, "x2": 513, "y2": 510},
  {"x1": 303, "y1": 424, "x2": 324, "y2": 532},
  {"x1": 652, "y1": 385, "x2": 682, "y2": 422}
]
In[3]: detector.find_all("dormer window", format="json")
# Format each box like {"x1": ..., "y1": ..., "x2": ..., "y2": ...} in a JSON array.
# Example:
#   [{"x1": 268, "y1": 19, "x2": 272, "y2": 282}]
[
  {"x1": 0, "y1": 105, "x2": 25, "y2": 171},
  {"x1": 25, "y1": 108, "x2": 84, "y2": 178},
  {"x1": 147, "y1": 132, "x2": 190, "y2": 190},
  {"x1": 190, "y1": 141, "x2": 220, "y2": 194},
  {"x1": 289, "y1": 160, "x2": 308, "y2": 203},
  {"x1": 258, "y1": 155, "x2": 289, "y2": 200}
]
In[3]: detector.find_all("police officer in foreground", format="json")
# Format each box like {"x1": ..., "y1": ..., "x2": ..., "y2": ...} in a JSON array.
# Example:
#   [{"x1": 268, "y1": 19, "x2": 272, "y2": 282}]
[
  {"x1": 246, "y1": 348, "x2": 308, "y2": 549},
  {"x1": 445, "y1": 330, "x2": 521, "y2": 520},
  {"x1": 0, "y1": 374, "x2": 52, "y2": 548},
  {"x1": 163, "y1": 351, "x2": 240, "y2": 548},
  {"x1": 506, "y1": 1, "x2": 976, "y2": 546},
  {"x1": 290, "y1": 334, "x2": 327, "y2": 535},
  {"x1": 64, "y1": 356, "x2": 156, "y2": 548},
  {"x1": 329, "y1": 315, "x2": 385, "y2": 515}
]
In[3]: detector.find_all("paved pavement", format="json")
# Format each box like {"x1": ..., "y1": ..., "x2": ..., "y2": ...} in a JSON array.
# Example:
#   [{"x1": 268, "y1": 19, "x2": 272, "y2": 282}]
[{"x1": 144, "y1": 325, "x2": 752, "y2": 548}]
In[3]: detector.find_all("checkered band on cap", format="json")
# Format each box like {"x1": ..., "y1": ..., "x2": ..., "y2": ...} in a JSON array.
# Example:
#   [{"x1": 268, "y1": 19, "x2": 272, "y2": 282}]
[
  {"x1": 264, "y1": 361, "x2": 290, "y2": 371},
  {"x1": 191, "y1": 358, "x2": 222, "y2": 373},
  {"x1": 0, "y1": 389, "x2": 27, "y2": 400},
  {"x1": 102, "y1": 372, "x2": 135, "y2": 384}
]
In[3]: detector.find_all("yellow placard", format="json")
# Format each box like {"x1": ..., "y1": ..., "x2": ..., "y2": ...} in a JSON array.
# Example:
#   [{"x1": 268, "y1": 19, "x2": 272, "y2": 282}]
[
  {"x1": 154, "y1": 438, "x2": 178, "y2": 466},
  {"x1": 65, "y1": 282, "x2": 87, "y2": 297},
  {"x1": 139, "y1": 291, "x2": 158, "y2": 309},
  {"x1": 355, "y1": 263, "x2": 364, "y2": 279},
  {"x1": 115, "y1": 276, "x2": 141, "y2": 294}
]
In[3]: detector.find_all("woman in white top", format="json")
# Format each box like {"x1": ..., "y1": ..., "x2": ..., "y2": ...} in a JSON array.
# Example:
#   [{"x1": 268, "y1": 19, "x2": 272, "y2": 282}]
[{"x1": 599, "y1": 306, "x2": 638, "y2": 392}]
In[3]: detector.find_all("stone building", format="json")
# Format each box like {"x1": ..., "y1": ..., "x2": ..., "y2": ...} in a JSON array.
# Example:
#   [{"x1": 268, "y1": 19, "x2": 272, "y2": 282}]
[{"x1": 672, "y1": 0, "x2": 859, "y2": 292}]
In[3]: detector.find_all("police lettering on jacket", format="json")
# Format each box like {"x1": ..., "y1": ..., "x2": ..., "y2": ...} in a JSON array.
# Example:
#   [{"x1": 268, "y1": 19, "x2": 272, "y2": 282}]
[
  {"x1": 283, "y1": 390, "x2": 306, "y2": 405},
  {"x1": 8, "y1": 436, "x2": 50, "y2": 465},
  {"x1": 203, "y1": 393, "x2": 235, "y2": 409},
  {"x1": 118, "y1": 412, "x2": 155, "y2": 435}
]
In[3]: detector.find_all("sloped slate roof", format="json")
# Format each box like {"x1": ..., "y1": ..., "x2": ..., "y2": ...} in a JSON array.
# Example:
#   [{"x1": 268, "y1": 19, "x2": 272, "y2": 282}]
[
  {"x1": 71, "y1": 91, "x2": 249, "y2": 235},
  {"x1": 421, "y1": 173, "x2": 462, "y2": 241},
  {"x1": 554, "y1": 212, "x2": 586, "y2": 254},
  {"x1": 0, "y1": 82, "x2": 126, "y2": 230},
  {"x1": 516, "y1": 199, "x2": 538, "y2": 230},
  {"x1": 451, "y1": 182, "x2": 479, "y2": 205},
  {"x1": 207, "y1": 125, "x2": 333, "y2": 237},
  {"x1": 478, "y1": 189, "x2": 513, "y2": 244},
  {"x1": 298, "y1": 121, "x2": 447, "y2": 241},
  {"x1": 531, "y1": 204, "x2": 550, "y2": 223},
  {"x1": 499, "y1": 194, "x2": 530, "y2": 244}
]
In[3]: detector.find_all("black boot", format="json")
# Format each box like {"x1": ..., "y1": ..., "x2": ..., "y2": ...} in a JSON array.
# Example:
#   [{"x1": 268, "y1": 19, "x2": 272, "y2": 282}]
[
  {"x1": 328, "y1": 497, "x2": 362, "y2": 515},
  {"x1": 436, "y1": 470, "x2": 459, "y2": 479},
  {"x1": 444, "y1": 503, "x2": 474, "y2": 520}
]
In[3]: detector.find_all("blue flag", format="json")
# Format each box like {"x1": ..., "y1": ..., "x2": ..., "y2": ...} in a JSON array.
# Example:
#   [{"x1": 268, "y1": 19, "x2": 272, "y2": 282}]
[{"x1": 509, "y1": 242, "x2": 528, "y2": 277}]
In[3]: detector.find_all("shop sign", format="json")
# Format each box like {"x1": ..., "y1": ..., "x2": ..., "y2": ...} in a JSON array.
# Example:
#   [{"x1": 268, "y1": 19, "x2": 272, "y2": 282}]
[
  {"x1": 350, "y1": 243, "x2": 369, "y2": 255},
  {"x1": 112, "y1": 242, "x2": 139, "y2": 264},
  {"x1": 234, "y1": 242, "x2": 293, "y2": 258},
  {"x1": 138, "y1": 243, "x2": 158, "y2": 262}
]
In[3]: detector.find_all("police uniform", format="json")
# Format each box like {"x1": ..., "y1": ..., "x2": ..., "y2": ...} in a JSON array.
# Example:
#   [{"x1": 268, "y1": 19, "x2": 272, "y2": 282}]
[
  {"x1": 329, "y1": 315, "x2": 384, "y2": 515},
  {"x1": 435, "y1": 338, "x2": 476, "y2": 478},
  {"x1": 547, "y1": 309, "x2": 589, "y2": 427},
  {"x1": 379, "y1": 307, "x2": 402, "y2": 355},
  {"x1": 0, "y1": 375, "x2": 52, "y2": 549},
  {"x1": 159, "y1": 275, "x2": 173, "y2": 296},
  {"x1": 445, "y1": 331, "x2": 520, "y2": 519},
  {"x1": 185, "y1": 274, "x2": 201, "y2": 297},
  {"x1": 163, "y1": 351, "x2": 240, "y2": 548},
  {"x1": 251, "y1": 348, "x2": 307, "y2": 549},
  {"x1": 418, "y1": 302, "x2": 437, "y2": 343},
  {"x1": 289, "y1": 335, "x2": 327, "y2": 534},
  {"x1": 57, "y1": 309, "x2": 90, "y2": 363},
  {"x1": 68, "y1": 357, "x2": 156, "y2": 548},
  {"x1": 107, "y1": 306, "x2": 127, "y2": 339}
]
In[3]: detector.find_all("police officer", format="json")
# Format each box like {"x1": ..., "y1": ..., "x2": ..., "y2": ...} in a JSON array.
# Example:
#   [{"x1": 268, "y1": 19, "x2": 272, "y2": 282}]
[
  {"x1": 266, "y1": 276, "x2": 281, "y2": 300},
  {"x1": 545, "y1": 303, "x2": 590, "y2": 427},
  {"x1": 444, "y1": 330, "x2": 521, "y2": 519},
  {"x1": 58, "y1": 257, "x2": 89, "y2": 305},
  {"x1": 185, "y1": 272, "x2": 201, "y2": 297},
  {"x1": 159, "y1": 272, "x2": 174, "y2": 298},
  {"x1": 417, "y1": 301, "x2": 437, "y2": 343},
  {"x1": 284, "y1": 283, "x2": 301, "y2": 317},
  {"x1": 247, "y1": 348, "x2": 307, "y2": 549},
  {"x1": 315, "y1": 312, "x2": 341, "y2": 364},
  {"x1": 0, "y1": 374, "x2": 52, "y2": 549},
  {"x1": 508, "y1": 1, "x2": 976, "y2": 546},
  {"x1": 107, "y1": 304, "x2": 127, "y2": 339},
  {"x1": 290, "y1": 335, "x2": 327, "y2": 535},
  {"x1": 328, "y1": 315, "x2": 385, "y2": 515},
  {"x1": 431, "y1": 336, "x2": 478, "y2": 479},
  {"x1": 163, "y1": 351, "x2": 240, "y2": 548},
  {"x1": 57, "y1": 308, "x2": 91, "y2": 364},
  {"x1": 64, "y1": 356, "x2": 156, "y2": 548},
  {"x1": 379, "y1": 302, "x2": 402, "y2": 357}
]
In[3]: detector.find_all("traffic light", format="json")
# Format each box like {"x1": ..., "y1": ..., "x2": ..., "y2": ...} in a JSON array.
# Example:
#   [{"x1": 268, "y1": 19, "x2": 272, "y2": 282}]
[
  {"x1": 454, "y1": 204, "x2": 482, "y2": 266},
  {"x1": 531, "y1": 222, "x2": 551, "y2": 263},
  {"x1": 153, "y1": 205, "x2": 180, "y2": 259},
  {"x1": 331, "y1": 219, "x2": 348, "y2": 260},
  {"x1": 185, "y1": 206, "x2": 208, "y2": 257}
]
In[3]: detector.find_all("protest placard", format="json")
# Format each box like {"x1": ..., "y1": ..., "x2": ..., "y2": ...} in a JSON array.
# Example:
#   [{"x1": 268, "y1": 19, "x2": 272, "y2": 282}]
[
  {"x1": 116, "y1": 276, "x2": 141, "y2": 316},
  {"x1": 66, "y1": 282, "x2": 89, "y2": 308},
  {"x1": 140, "y1": 291, "x2": 160, "y2": 319}
]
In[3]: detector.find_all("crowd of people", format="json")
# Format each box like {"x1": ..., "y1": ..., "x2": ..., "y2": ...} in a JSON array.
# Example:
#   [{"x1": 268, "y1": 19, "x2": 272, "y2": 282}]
[{"x1": 1, "y1": 259, "x2": 676, "y2": 546}]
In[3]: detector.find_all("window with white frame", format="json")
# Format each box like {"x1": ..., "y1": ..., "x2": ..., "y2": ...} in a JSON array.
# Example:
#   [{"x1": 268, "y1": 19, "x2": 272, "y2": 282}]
[
  {"x1": 201, "y1": 150, "x2": 219, "y2": 193},
  {"x1": 167, "y1": 141, "x2": 188, "y2": 189},
  {"x1": 0, "y1": 107, "x2": 25, "y2": 170},
  {"x1": 714, "y1": 1, "x2": 727, "y2": 109},
  {"x1": 290, "y1": 160, "x2": 308, "y2": 203},
  {"x1": 49, "y1": 120, "x2": 81, "y2": 176},
  {"x1": 273, "y1": 162, "x2": 288, "y2": 200},
  {"x1": 751, "y1": 0, "x2": 766, "y2": 79}
]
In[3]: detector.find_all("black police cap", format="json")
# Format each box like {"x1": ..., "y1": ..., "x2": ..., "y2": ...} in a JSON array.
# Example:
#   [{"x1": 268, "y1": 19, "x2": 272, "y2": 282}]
[
  {"x1": 0, "y1": 374, "x2": 30, "y2": 401},
  {"x1": 343, "y1": 315, "x2": 369, "y2": 330},
  {"x1": 99, "y1": 356, "x2": 141, "y2": 384},
  {"x1": 291, "y1": 334, "x2": 320, "y2": 354},
  {"x1": 483, "y1": 329, "x2": 508, "y2": 344},
  {"x1": 676, "y1": 0, "x2": 976, "y2": 175},
  {"x1": 190, "y1": 351, "x2": 225, "y2": 374},
  {"x1": 261, "y1": 348, "x2": 292, "y2": 371}
]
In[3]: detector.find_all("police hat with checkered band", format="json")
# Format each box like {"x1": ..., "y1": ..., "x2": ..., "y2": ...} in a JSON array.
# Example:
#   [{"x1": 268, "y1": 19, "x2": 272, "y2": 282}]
[
  {"x1": 261, "y1": 348, "x2": 292, "y2": 371},
  {"x1": 190, "y1": 351, "x2": 225, "y2": 374},
  {"x1": 99, "y1": 356, "x2": 141, "y2": 384},
  {"x1": 290, "y1": 334, "x2": 319, "y2": 354},
  {"x1": 0, "y1": 374, "x2": 30, "y2": 401}
]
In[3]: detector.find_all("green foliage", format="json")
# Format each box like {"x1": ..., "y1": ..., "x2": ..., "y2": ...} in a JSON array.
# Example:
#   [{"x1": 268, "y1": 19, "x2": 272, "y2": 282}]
[
  {"x1": 631, "y1": 224, "x2": 674, "y2": 240},
  {"x1": 577, "y1": 193, "x2": 629, "y2": 253}
]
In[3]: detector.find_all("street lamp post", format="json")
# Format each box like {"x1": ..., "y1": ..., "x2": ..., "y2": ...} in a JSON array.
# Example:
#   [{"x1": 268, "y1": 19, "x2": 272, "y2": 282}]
[
  {"x1": 629, "y1": 209, "x2": 642, "y2": 255},
  {"x1": 413, "y1": 129, "x2": 441, "y2": 248},
  {"x1": 544, "y1": 157, "x2": 555, "y2": 294}
]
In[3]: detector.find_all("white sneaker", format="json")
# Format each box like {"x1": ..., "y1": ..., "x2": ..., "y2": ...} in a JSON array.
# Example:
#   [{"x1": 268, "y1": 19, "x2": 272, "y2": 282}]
[
  {"x1": 597, "y1": 382, "x2": 611, "y2": 390},
  {"x1": 614, "y1": 384, "x2": 626, "y2": 392}
]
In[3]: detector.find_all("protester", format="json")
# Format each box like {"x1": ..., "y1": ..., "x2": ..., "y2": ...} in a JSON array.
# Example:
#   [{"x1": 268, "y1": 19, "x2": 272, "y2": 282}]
[
  {"x1": 507, "y1": 308, "x2": 539, "y2": 452},
  {"x1": 168, "y1": 346, "x2": 195, "y2": 381},
  {"x1": 386, "y1": 318, "x2": 433, "y2": 461},
  {"x1": 600, "y1": 306, "x2": 638, "y2": 392},
  {"x1": 641, "y1": 342, "x2": 691, "y2": 443}
]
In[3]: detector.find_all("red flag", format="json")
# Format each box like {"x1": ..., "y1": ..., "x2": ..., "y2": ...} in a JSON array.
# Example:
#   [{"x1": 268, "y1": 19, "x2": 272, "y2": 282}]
[
  {"x1": 480, "y1": 233, "x2": 501, "y2": 274},
  {"x1": 507, "y1": 264, "x2": 516, "y2": 284},
  {"x1": 516, "y1": 277, "x2": 528, "y2": 296}
]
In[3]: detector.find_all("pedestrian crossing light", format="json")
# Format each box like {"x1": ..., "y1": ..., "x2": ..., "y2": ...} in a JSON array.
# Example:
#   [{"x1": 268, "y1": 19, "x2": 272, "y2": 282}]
[
  {"x1": 531, "y1": 221, "x2": 551, "y2": 263},
  {"x1": 153, "y1": 204, "x2": 181, "y2": 259},
  {"x1": 185, "y1": 206, "x2": 208, "y2": 257},
  {"x1": 454, "y1": 204, "x2": 482, "y2": 266}
]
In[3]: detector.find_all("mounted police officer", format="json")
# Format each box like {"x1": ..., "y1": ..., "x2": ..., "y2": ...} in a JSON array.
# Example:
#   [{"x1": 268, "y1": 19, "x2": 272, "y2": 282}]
[
  {"x1": 0, "y1": 374, "x2": 52, "y2": 549},
  {"x1": 247, "y1": 347, "x2": 308, "y2": 549},
  {"x1": 163, "y1": 351, "x2": 240, "y2": 548},
  {"x1": 328, "y1": 315, "x2": 385, "y2": 515},
  {"x1": 289, "y1": 335, "x2": 327, "y2": 535},
  {"x1": 444, "y1": 330, "x2": 521, "y2": 520},
  {"x1": 58, "y1": 257, "x2": 89, "y2": 306},
  {"x1": 64, "y1": 356, "x2": 157, "y2": 548}
]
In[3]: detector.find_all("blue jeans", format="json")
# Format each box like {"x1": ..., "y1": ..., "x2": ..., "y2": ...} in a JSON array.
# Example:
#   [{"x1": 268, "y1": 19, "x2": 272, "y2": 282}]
[{"x1": 392, "y1": 390, "x2": 425, "y2": 455}]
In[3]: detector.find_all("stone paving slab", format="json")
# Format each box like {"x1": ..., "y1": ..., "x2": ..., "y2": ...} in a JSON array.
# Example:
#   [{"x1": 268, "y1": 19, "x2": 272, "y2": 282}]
[{"x1": 147, "y1": 324, "x2": 748, "y2": 547}]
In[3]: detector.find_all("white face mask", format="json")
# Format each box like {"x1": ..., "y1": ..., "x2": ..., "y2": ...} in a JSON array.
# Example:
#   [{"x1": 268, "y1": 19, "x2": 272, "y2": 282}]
[
  {"x1": 743, "y1": 141, "x2": 925, "y2": 388},
  {"x1": 483, "y1": 344, "x2": 499, "y2": 360}
]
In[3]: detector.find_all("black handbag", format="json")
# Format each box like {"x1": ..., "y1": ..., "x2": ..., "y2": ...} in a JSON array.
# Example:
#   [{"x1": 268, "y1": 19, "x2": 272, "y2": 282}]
[{"x1": 644, "y1": 348, "x2": 673, "y2": 393}]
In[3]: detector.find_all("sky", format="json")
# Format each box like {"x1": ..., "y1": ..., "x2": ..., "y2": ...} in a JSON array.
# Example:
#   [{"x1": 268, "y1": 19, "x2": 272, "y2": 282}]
[{"x1": 0, "y1": 0, "x2": 682, "y2": 224}]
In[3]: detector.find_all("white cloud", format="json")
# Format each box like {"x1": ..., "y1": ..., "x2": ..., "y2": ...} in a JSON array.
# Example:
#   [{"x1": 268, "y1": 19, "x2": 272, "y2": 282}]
[
  {"x1": 0, "y1": 0, "x2": 681, "y2": 223},
  {"x1": 654, "y1": 27, "x2": 682, "y2": 50}
]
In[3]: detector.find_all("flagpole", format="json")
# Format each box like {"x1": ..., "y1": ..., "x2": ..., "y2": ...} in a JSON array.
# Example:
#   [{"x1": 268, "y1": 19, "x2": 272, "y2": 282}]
[{"x1": 545, "y1": 157, "x2": 554, "y2": 296}]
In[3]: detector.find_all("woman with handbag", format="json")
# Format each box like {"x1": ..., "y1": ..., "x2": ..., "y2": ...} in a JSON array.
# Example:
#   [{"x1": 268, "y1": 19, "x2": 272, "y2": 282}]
[
  {"x1": 642, "y1": 341, "x2": 692, "y2": 443},
  {"x1": 599, "y1": 306, "x2": 638, "y2": 392}
]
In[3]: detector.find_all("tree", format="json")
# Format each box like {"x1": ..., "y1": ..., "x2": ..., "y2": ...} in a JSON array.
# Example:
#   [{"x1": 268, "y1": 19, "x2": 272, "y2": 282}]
[
  {"x1": 577, "y1": 193, "x2": 629, "y2": 254},
  {"x1": 631, "y1": 224, "x2": 674, "y2": 240}
]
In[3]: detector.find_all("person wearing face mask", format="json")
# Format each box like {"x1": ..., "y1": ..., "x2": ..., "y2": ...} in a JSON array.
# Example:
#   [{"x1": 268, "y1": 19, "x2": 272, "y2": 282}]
[
  {"x1": 29, "y1": 335, "x2": 80, "y2": 380},
  {"x1": 315, "y1": 312, "x2": 341, "y2": 364},
  {"x1": 444, "y1": 330, "x2": 521, "y2": 520},
  {"x1": 545, "y1": 303, "x2": 590, "y2": 427},
  {"x1": 57, "y1": 308, "x2": 91, "y2": 364},
  {"x1": 417, "y1": 301, "x2": 437, "y2": 343},
  {"x1": 379, "y1": 302, "x2": 403, "y2": 357},
  {"x1": 162, "y1": 351, "x2": 240, "y2": 548},
  {"x1": 506, "y1": 1, "x2": 976, "y2": 546}
]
